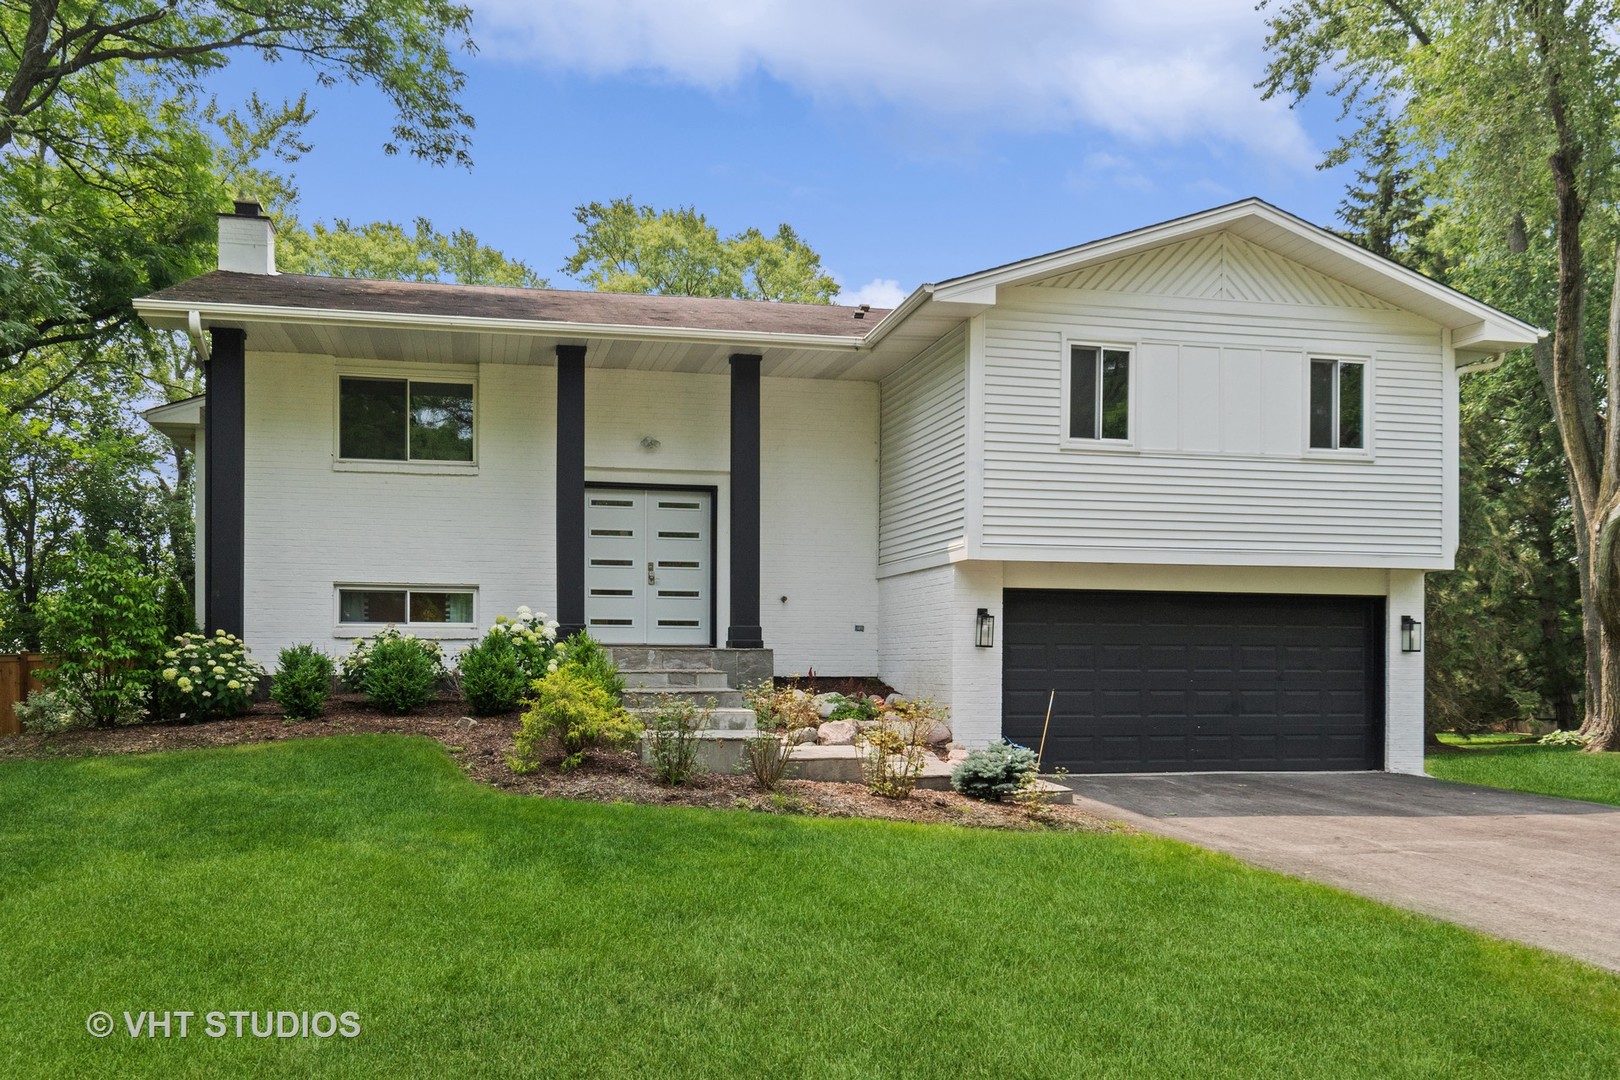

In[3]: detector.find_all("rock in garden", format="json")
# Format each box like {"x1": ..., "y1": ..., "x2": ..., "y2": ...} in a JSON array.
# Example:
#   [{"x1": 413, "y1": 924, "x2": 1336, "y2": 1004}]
[
  {"x1": 789, "y1": 726, "x2": 818, "y2": 745},
  {"x1": 817, "y1": 720, "x2": 856, "y2": 745},
  {"x1": 946, "y1": 745, "x2": 971, "y2": 764},
  {"x1": 885, "y1": 692, "x2": 908, "y2": 706},
  {"x1": 924, "y1": 722, "x2": 952, "y2": 745},
  {"x1": 817, "y1": 698, "x2": 841, "y2": 719}
]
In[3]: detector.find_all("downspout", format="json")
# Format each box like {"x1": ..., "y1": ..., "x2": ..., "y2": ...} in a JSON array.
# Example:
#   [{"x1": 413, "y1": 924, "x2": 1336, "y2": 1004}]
[
  {"x1": 1456, "y1": 353, "x2": 1503, "y2": 376},
  {"x1": 187, "y1": 309, "x2": 211, "y2": 363}
]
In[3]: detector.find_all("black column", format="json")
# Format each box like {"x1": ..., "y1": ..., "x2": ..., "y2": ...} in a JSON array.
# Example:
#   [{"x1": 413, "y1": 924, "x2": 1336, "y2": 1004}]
[
  {"x1": 205, "y1": 327, "x2": 246, "y2": 639},
  {"x1": 555, "y1": 345, "x2": 587, "y2": 638},
  {"x1": 727, "y1": 353, "x2": 764, "y2": 649}
]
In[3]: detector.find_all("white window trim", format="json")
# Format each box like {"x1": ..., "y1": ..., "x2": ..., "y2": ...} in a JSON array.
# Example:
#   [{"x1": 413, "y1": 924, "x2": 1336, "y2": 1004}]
[
  {"x1": 1059, "y1": 337, "x2": 1138, "y2": 451},
  {"x1": 1303, "y1": 354, "x2": 1375, "y2": 460},
  {"x1": 333, "y1": 583, "x2": 480, "y2": 639},
  {"x1": 332, "y1": 365, "x2": 479, "y2": 472}
]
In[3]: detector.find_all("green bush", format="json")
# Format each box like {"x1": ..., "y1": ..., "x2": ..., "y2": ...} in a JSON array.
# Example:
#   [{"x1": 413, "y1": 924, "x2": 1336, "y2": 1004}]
[
  {"x1": 951, "y1": 740, "x2": 1037, "y2": 800},
  {"x1": 340, "y1": 628, "x2": 445, "y2": 695},
  {"x1": 271, "y1": 645, "x2": 334, "y2": 720},
  {"x1": 561, "y1": 630, "x2": 624, "y2": 702},
  {"x1": 1539, "y1": 729, "x2": 1591, "y2": 747},
  {"x1": 13, "y1": 687, "x2": 80, "y2": 734},
  {"x1": 41, "y1": 535, "x2": 164, "y2": 728},
  {"x1": 828, "y1": 694, "x2": 880, "y2": 724},
  {"x1": 457, "y1": 631, "x2": 529, "y2": 715},
  {"x1": 492, "y1": 606, "x2": 566, "y2": 680},
  {"x1": 362, "y1": 634, "x2": 443, "y2": 715},
  {"x1": 509, "y1": 666, "x2": 640, "y2": 772},
  {"x1": 742, "y1": 682, "x2": 819, "y2": 732},
  {"x1": 160, "y1": 576, "x2": 198, "y2": 641},
  {"x1": 645, "y1": 694, "x2": 711, "y2": 785},
  {"x1": 157, "y1": 630, "x2": 263, "y2": 723}
]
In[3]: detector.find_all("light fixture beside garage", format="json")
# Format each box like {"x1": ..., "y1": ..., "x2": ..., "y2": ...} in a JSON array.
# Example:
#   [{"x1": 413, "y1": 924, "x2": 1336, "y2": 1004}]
[
  {"x1": 1401, "y1": 616, "x2": 1423, "y2": 653},
  {"x1": 975, "y1": 608, "x2": 995, "y2": 648}
]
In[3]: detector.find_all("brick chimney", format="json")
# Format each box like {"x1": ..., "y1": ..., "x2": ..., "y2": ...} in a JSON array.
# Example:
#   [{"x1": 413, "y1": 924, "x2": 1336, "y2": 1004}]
[{"x1": 217, "y1": 199, "x2": 277, "y2": 274}]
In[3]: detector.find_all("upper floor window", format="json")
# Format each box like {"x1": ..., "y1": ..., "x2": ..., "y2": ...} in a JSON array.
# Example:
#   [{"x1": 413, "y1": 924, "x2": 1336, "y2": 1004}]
[
  {"x1": 1069, "y1": 344, "x2": 1130, "y2": 441},
  {"x1": 1309, "y1": 358, "x2": 1365, "y2": 450},
  {"x1": 339, "y1": 376, "x2": 474, "y2": 462}
]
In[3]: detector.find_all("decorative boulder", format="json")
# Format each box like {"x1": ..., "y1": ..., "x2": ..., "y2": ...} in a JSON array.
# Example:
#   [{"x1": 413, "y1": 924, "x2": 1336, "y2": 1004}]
[
  {"x1": 817, "y1": 696, "x2": 842, "y2": 719},
  {"x1": 816, "y1": 720, "x2": 856, "y2": 745},
  {"x1": 788, "y1": 726, "x2": 818, "y2": 745},
  {"x1": 946, "y1": 745, "x2": 972, "y2": 764},
  {"x1": 884, "y1": 692, "x2": 908, "y2": 706},
  {"x1": 924, "y1": 721, "x2": 953, "y2": 745}
]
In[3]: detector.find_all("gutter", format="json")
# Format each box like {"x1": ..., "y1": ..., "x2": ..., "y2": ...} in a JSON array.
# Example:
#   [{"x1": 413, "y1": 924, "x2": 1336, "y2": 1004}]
[
  {"x1": 1456, "y1": 354, "x2": 1505, "y2": 376},
  {"x1": 137, "y1": 298, "x2": 872, "y2": 353}
]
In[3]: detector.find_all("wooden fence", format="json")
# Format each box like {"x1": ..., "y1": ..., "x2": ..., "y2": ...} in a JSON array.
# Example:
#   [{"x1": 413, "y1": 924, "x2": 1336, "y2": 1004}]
[{"x1": 0, "y1": 654, "x2": 51, "y2": 736}]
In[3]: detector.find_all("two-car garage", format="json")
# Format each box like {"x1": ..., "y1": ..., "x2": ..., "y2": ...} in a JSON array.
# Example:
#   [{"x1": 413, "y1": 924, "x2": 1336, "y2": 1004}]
[{"x1": 1001, "y1": 590, "x2": 1385, "y2": 773}]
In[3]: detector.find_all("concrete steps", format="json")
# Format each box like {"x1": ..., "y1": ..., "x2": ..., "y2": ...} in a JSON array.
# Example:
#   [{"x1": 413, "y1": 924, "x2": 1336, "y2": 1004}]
[{"x1": 624, "y1": 687, "x2": 746, "y2": 710}]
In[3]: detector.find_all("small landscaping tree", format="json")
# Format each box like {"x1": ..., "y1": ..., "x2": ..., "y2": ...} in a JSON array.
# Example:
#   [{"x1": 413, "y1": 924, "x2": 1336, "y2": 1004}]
[{"x1": 40, "y1": 535, "x2": 164, "y2": 728}]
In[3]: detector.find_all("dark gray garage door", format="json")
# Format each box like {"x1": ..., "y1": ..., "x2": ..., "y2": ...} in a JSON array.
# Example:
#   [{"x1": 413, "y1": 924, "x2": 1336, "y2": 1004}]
[{"x1": 1003, "y1": 590, "x2": 1384, "y2": 773}]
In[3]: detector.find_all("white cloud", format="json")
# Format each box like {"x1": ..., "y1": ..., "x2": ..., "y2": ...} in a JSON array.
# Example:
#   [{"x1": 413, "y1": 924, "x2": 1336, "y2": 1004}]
[
  {"x1": 473, "y1": 0, "x2": 1316, "y2": 166},
  {"x1": 841, "y1": 277, "x2": 907, "y2": 308}
]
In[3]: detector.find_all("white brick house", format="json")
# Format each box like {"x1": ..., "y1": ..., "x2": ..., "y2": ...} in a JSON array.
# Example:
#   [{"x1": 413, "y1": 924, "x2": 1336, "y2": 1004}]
[{"x1": 138, "y1": 199, "x2": 1540, "y2": 775}]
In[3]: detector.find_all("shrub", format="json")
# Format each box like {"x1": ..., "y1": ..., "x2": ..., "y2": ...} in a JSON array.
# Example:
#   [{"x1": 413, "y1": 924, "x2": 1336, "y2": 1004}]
[
  {"x1": 458, "y1": 631, "x2": 529, "y2": 715},
  {"x1": 1540, "y1": 729, "x2": 1591, "y2": 747},
  {"x1": 271, "y1": 645, "x2": 334, "y2": 720},
  {"x1": 156, "y1": 630, "x2": 263, "y2": 723},
  {"x1": 742, "y1": 682, "x2": 820, "y2": 732},
  {"x1": 492, "y1": 606, "x2": 566, "y2": 680},
  {"x1": 855, "y1": 697, "x2": 948, "y2": 799},
  {"x1": 828, "y1": 695, "x2": 880, "y2": 725},
  {"x1": 159, "y1": 575, "x2": 198, "y2": 641},
  {"x1": 14, "y1": 687, "x2": 81, "y2": 734},
  {"x1": 951, "y1": 740, "x2": 1038, "y2": 800},
  {"x1": 509, "y1": 666, "x2": 640, "y2": 772},
  {"x1": 561, "y1": 630, "x2": 624, "y2": 702},
  {"x1": 362, "y1": 634, "x2": 444, "y2": 714},
  {"x1": 742, "y1": 732, "x2": 795, "y2": 791},
  {"x1": 41, "y1": 535, "x2": 165, "y2": 728},
  {"x1": 645, "y1": 694, "x2": 711, "y2": 785},
  {"x1": 340, "y1": 628, "x2": 445, "y2": 695}
]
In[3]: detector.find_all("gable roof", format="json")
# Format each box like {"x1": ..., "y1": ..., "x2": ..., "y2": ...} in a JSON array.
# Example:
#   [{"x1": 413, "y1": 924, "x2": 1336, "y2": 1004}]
[{"x1": 922, "y1": 198, "x2": 1541, "y2": 354}]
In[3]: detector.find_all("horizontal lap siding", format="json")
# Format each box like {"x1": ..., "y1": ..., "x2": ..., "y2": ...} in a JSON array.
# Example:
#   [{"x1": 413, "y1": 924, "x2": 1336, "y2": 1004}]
[
  {"x1": 879, "y1": 326, "x2": 967, "y2": 565},
  {"x1": 983, "y1": 278, "x2": 1447, "y2": 561}
]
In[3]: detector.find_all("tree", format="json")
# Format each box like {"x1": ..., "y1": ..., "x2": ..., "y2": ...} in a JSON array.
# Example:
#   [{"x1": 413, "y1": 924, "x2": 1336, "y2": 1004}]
[
  {"x1": 1261, "y1": 1, "x2": 1620, "y2": 749},
  {"x1": 1338, "y1": 120, "x2": 1432, "y2": 264},
  {"x1": 564, "y1": 198, "x2": 839, "y2": 302},
  {"x1": 280, "y1": 217, "x2": 546, "y2": 286}
]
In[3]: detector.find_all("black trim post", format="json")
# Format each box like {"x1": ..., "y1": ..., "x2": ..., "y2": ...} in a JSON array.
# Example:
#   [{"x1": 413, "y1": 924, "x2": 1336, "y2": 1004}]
[
  {"x1": 205, "y1": 327, "x2": 246, "y2": 639},
  {"x1": 555, "y1": 345, "x2": 587, "y2": 638},
  {"x1": 727, "y1": 353, "x2": 764, "y2": 649}
]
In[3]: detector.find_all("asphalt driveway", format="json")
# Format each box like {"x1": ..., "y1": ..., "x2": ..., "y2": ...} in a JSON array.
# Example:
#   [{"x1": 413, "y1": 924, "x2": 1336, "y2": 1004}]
[{"x1": 1063, "y1": 772, "x2": 1620, "y2": 973}]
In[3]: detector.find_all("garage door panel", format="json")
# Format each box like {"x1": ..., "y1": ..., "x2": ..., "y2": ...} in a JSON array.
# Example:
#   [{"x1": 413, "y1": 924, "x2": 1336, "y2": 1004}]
[{"x1": 1003, "y1": 590, "x2": 1384, "y2": 773}]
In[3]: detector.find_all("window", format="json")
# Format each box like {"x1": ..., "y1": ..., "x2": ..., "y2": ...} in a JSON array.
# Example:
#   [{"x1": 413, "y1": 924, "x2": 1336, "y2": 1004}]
[
  {"x1": 1069, "y1": 345, "x2": 1130, "y2": 441},
  {"x1": 1309, "y1": 359, "x2": 1366, "y2": 450},
  {"x1": 339, "y1": 377, "x2": 474, "y2": 462},
  {"x1": 338, "y1": 588, "x2": 474, "y2": 625}
]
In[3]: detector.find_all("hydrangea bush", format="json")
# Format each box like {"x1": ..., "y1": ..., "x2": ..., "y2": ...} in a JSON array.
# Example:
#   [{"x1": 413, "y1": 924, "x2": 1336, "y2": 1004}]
[
  {"x1": 489, "y1": 606, "x2": 565, "y2": 678},
  {"x1": 339, "y1": 627, "x2": 446, "y2": 695},
  {"x1": 457, "y1": 607, "x2": 567, "y2": 715},
  {"x1": 158, "y1": 630, "x2": 264, "y2": 723}
]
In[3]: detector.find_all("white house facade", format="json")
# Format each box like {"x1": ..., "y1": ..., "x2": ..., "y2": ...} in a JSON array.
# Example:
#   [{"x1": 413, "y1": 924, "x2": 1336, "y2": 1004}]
[{"x1": 138, "y1": 199, "x2": 1541, "y2": 776}]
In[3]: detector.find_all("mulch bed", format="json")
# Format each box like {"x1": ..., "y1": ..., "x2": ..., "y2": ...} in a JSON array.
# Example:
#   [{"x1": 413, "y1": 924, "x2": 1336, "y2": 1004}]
[{"x1": 0, "y1": 694, "x2": 1114, "y2": 832}]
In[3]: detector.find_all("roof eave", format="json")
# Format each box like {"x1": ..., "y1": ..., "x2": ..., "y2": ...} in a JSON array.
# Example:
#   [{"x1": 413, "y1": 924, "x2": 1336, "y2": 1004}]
[{"x1": 132, "y1": 297, "x2": 874, "y2": 352}]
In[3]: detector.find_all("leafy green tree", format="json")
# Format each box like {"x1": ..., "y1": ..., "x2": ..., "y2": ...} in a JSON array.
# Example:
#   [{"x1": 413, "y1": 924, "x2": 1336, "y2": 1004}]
[
  {"x1": 1261, "y1": 0, "x2": 1620, "y2": 749},
  {"x1": 564, "y1": 197, "x2": 839, "y2": 302},
  {"x1": 280, "y1": 217, "x2": 546, "y2": 286},
  {"x1": 1337, "y1": 121, "x2": 1433, "y2": 264}
]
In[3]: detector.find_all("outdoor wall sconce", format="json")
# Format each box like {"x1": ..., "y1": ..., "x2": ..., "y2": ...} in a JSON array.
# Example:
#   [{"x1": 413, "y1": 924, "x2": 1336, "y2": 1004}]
[
  {"x1": 1401, "y1": 615, "x2": 1423, "y2": 653},
  {"x1": 975, "y1": 608, "x2": 995, "y2": 649}
]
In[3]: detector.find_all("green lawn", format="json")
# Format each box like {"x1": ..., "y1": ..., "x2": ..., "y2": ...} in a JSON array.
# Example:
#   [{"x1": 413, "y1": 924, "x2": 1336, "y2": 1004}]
[
  {"x1": 1428, "y1": 741, "x2": 1620, "y2": 807},
  {"x1": 4, "y1": 737, "x2": 1620, "y2": 1078}
]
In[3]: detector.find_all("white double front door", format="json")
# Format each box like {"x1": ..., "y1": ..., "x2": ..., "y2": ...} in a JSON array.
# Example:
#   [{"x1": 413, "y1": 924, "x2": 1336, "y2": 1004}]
[{"x1": 584, "y1": 488, "x2": 713, "y2": 644}]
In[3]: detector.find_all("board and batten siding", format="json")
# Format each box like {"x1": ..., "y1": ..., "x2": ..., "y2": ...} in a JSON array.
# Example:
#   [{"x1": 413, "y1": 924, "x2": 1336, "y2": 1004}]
[
  {"x1": 878, "y1": 324, "x2": 967, "y2": 566},
  {"x1": 979, "y1": 233, "x2": 1452, "y2": 567}
]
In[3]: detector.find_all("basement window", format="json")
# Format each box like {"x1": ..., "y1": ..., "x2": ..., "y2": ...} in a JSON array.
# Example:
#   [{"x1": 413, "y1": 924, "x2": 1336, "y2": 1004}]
[
  {"x1": 338, "y1": 587, "x2": 475, "y2": 625},
  {"x1": 1309, "y1": 358, "x2": 1366, "y2": 450},
  {"x1": 339, "y1": 377, "x2": 474, "y2": 462}
]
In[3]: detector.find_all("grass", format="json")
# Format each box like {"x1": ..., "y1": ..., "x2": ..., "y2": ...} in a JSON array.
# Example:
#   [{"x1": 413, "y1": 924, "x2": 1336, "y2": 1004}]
[
  {"x1": 2, "y1": 737, "x2": 1619, "y2": 1079},
  {"x1": 1428, "y1": 740, "x2": 1620, "y2": 807}
]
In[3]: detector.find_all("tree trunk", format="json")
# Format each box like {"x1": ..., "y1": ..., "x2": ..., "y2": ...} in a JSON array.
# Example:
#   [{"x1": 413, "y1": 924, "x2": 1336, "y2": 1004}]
[{"x1": 1591, "y1": 620, "x2": 1620, "y2": 750}]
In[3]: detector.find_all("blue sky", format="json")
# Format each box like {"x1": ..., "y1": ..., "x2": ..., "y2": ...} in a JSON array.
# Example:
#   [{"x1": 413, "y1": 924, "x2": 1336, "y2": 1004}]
[{"x1": 206, "y1": 0, "x2": 1354, "y2": 307}]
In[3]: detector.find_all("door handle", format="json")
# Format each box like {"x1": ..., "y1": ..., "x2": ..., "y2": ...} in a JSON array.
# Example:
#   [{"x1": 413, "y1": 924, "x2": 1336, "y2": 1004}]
[{"x1": 647, "y1": 561, "x2": 655, "y2": 585}]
